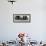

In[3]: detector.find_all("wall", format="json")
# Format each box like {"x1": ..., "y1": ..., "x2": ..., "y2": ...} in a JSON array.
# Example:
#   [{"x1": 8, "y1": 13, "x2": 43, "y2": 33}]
[{"x1": 0, "y1": 0, "x2": 46, "y2": 41}]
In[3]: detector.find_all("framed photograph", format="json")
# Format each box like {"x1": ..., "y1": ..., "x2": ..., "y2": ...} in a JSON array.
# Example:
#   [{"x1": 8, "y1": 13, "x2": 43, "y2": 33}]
[{"x1": 13, "y1": 14, "x2": 31, "y2": 23}]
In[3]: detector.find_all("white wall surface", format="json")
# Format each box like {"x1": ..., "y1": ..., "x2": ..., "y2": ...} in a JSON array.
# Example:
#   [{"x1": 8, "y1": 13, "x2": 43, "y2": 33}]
[{"x1": 0, "y1": 0, "x2": 46, "y2": 41}]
